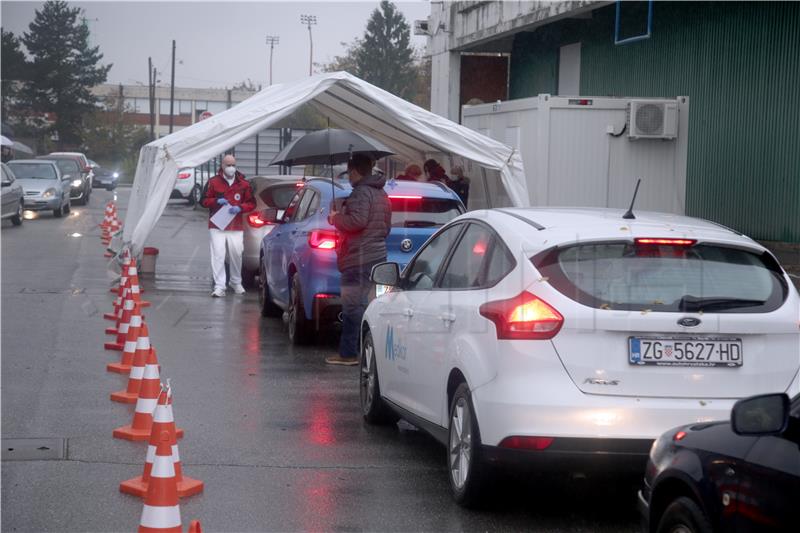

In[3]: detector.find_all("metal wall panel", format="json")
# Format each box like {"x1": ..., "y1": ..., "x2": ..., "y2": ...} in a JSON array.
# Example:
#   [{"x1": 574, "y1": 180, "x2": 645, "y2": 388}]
[{"x1": 509, "y1": 1, "x2": 800, "y2": 242}]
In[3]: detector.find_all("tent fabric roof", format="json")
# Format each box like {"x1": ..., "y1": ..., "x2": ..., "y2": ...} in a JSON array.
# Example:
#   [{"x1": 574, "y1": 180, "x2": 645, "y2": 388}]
[{"x1": 122, "y1": 71, "x2": 528, "y2": 254}]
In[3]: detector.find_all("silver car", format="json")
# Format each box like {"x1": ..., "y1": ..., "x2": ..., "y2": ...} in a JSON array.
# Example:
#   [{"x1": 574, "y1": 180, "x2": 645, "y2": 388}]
[
  {"x1": 7, "y1": 159, "x2": 71, "y2": 218},
  {"x1": 1, "y1": 162, "x2": 24, "y2": 226},
  {"x1": 241, "y1": 175, "x2": 307, "y2": 286}
]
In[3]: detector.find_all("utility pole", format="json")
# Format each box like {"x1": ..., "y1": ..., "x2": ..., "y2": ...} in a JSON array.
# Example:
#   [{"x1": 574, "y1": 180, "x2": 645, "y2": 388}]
[
  {"x1": 169, "y1": 39, "x2": 176, "y2": 134},
  {"x1": 148, "y1": 57, "x2": 154, "y2": 140},
  {"x1": 300, "y1": 15, "x2": 317, "y2": 77},
  {"x1": 265, "y1": 35, "x2": 279, "y2": 85}
]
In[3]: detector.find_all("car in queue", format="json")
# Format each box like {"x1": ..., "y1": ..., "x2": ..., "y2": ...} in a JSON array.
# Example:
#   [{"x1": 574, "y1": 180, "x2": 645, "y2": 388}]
[
  {"x1": 258, "y1": 177, "x2": 465, "y2": 345},
  {"x1": 7, "y1": 159, "x2": 71, "y2": 217},
  {"x1": 37, "y1": 154, "x2": 92, "y2": 205},
  {"x1": 358, "y1": 207, "x2": 800, "y2": 507},
  {"x1": 172, "y1": 167, "x2": 210, "y2": 205},
  {"x1": 1, "y1": 162, "x2": 25, "y2": 226},
  {"x1": 88, "y1": 159, "x2": 119, "y2": 190},
  {"x1": 640, "y1": 392, "x2": 799, "y2": 533},
  {"x1": 241, "y1": 175, "x2": 307, "y2": 286}
]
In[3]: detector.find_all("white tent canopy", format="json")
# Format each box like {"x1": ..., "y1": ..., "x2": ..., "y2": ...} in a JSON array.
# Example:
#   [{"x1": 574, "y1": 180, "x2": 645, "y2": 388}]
[{"x1": 122, "y1": 71, "x2": 528, "y2": 255}]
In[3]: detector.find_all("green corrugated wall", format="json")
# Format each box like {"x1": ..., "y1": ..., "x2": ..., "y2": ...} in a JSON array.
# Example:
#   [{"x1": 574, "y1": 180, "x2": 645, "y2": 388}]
[{"x1": 509, "y1": 1, "x2": 800, "y2": 242}]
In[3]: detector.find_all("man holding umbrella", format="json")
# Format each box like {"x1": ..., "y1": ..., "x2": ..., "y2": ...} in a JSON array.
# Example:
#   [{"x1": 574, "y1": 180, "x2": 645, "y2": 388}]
[{"x1": 326, "y1": 153, "x2": 391, "y2": 366}]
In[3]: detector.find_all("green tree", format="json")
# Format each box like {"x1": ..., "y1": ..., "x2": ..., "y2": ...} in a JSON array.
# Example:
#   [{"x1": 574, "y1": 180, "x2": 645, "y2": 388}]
[
  {"x1": 1, "y1": 29, "x2": 29, "y2": 120},
  {"x1": 22, "y1": 1, "x2": 111, "y2": 149},
  {"x1": 322, "y1": 39, "x2": 362, "y2": 75},
  {"x1": 355, "y1": 1, "x2": 416, "y2": 100}
]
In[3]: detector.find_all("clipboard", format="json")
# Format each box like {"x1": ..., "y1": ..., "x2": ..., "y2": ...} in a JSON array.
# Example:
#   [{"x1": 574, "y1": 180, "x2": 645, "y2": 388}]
[{"x1": 210, "y1": 207, "x2": 237, "y2": 230}]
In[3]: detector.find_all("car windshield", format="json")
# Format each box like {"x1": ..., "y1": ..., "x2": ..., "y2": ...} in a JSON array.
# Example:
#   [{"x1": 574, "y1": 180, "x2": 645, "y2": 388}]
[
  {"x1": 8, "y1": 163, "x2": 57, "y2": 180},
  {"x1": 53, "y1": 160, "x2": 79, "y2": 176},
  {"x1": 534, "y1": 241, "x2": 787, "y2": 313},
  {"x1": 389, "y1": 197, "x2": 464, "y2": 228}
]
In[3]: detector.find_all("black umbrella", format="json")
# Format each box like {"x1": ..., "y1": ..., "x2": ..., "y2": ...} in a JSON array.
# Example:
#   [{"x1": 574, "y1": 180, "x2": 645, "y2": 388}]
[{"x1": 269, "y1": 128, "x2": 394, "y2": 197}]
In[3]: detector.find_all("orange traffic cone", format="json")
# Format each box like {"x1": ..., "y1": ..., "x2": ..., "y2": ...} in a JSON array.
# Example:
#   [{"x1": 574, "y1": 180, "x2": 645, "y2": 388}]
[
  {"x1": 114, "y1": 350, "x2": 183, "y2": 441},
  {"x1": 127, "y1": 264, "x2": 150, "y2": 308},
  {"x1": 137, "y1": 430, "x2": 182, "y2": 533},
  {"x1": 104, "y1": 282, "x2": 129, "y2": 322},
  {"x1": 121, "y1": 384, "x2": 200, "y2": 498},
  {"x1": 188, "y1": 521, "x2": 202, "y2": 533},
  {"x1": 105, "y1": 296, "x2": 134, "y2": 351},
  {"x1": 108, "y1": 308, "x2": 144, "y2": 378},
  {"x1": 110, "y1": 252, "x2": 132, "y2": 294}
]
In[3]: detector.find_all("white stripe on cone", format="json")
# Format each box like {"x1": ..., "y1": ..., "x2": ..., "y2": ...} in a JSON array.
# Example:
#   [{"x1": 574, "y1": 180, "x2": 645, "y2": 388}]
[
  {"x1": 136, "y1": 397, "x2": 158, "y2": 414},
  {"x1": 171, "y1": 445, "x2": 180, "y2": 463},
  {"x1": 130, "y1": 365, "x2": 145, "y2": 379},
  {"x1": 124, "y1": 340, "x2": 137, "y2": 353},
  {"x1": 130, "y1": 315, "x2": 142, "y2": 328},
  {"x1": 142, "y1": 364, "x2": 158, "y2": 380},
  {"x1": 146, "y1": 445, "x2": 156, "y2": 463},
  {"x1": 137, "y1": 336, "x2": 151, "y2": 350},
  {"x1": 139, "y1": 504, "x2": 181, "y2": 528},
  {"x1": 151, "y1": 454, "x2": 176, "y2": 478}
]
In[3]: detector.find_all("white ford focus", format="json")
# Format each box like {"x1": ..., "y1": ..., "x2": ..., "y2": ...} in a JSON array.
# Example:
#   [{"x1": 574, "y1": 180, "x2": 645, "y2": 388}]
[{"x1": 359, "y1": 207, "x2": 800, "y2": 506}]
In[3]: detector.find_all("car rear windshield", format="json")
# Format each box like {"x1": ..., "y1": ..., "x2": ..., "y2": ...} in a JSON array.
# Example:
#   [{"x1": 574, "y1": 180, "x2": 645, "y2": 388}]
[
  {"x1": 259, "y1": 184, "x2": 298, "y2": 209},
  {"x1": 8, "y1": 163, "x2": 57, "y2": 180},
  {"x1": 533, "y1": 241, "x2": 787, "y2": 313},
  {"x1": 389, "y1": 197, "x2": 463, "y2": 228}
]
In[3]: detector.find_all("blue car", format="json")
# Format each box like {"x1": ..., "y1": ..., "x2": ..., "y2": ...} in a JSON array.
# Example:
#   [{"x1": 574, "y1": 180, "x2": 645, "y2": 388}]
[{"x1": 258, "y1": 177, "x2": 465, "y2": 344}]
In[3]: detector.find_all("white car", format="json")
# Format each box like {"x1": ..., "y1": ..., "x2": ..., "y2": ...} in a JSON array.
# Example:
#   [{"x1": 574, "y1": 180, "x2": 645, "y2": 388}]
[
  {"x1": 172, "y1": 167, "x2": 211, "y2": 205},
  {"x1": 360, "y1": 207, "x2": 800, "y2": 506}
]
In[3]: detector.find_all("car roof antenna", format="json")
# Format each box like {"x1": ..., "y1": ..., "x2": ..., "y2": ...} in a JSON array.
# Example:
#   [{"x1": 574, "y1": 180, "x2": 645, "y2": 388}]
[{"x1": 622, "y1": 178, "x2": 642, "y2": 220}]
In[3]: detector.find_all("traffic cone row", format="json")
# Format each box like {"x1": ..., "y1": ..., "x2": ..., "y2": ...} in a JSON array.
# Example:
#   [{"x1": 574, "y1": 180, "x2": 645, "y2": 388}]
[{"x1": 100, "y1": 224, "x2": 202, "y2": 531}]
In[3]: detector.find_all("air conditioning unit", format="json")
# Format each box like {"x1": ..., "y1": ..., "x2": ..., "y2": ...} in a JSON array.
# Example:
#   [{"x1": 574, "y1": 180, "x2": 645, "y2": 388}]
[
  {"x1": 628, "y1": 100, "x2": 678, "y2": 140},
  {"x1": 414, "y1": 19, "x2": 430, "y2": 36}
]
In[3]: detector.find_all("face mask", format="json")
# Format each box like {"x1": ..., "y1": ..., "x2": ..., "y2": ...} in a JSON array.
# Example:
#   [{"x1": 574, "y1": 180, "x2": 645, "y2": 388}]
[{"x1": 224, "y1": 166, "x2": 236, "y2": 178}]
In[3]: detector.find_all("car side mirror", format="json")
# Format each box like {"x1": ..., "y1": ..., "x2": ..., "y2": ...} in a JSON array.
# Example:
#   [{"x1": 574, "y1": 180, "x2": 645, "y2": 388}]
[
  {"x1": 1, "y1": 180, "x2": 11, "y2": 187},
  {"x1": 731, "y1": 393, "x2": 789, "y2": 436},
  {"x1": 261, "y1": 207, "x2": 280, "y2": 224},
  {"x1": 370, "y1": 262, "x2": 400, "y2": 286}
]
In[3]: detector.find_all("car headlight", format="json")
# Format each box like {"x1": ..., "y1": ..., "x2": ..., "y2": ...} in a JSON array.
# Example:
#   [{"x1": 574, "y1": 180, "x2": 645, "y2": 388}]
[
  {"x1": 71, "y1": 179, "x2": 82, "y2": 187},
  {"x1": 112, "y1": 172, "x2": 119, "y2": 178},
  {"x1": 42, "y1": 188, "x2": 56, "y2": 198}
]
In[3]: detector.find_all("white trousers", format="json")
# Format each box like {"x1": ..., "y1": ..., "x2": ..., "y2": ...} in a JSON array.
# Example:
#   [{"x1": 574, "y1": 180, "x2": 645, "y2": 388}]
[{"x1": 209, "y1": 229, "x2": 243, "y2": 291}]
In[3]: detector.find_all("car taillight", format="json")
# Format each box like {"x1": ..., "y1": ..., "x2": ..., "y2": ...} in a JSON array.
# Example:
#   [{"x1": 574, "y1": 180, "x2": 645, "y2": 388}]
[
  {"x1": 389, "y1": 195, "x2": 422, "y2": 200},
  {"x1": 248, "y1": 213, "x2": 269, "y2": 228},
  {"x1": 499, "y1": 436, "x2": 554, "y2": 450},
  {"x1": 479, "y1": 292, "x2": 563, "y2": 340},
  {"x1": 178, "y1": 172, "x2": 192, "y2": 179},
  {"x1": 309, "y1": 229, "x2": 337, "y2": 250}
]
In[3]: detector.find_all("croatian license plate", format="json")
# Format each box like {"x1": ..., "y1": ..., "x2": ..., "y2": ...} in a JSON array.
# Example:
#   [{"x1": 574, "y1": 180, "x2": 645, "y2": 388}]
[{"x1": 629, "y1": 337, "x2": 743, "y2": 367}]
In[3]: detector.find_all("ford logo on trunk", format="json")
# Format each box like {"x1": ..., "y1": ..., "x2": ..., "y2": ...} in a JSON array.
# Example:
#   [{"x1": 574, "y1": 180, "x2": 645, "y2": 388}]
[
  {"x1": 400, "y1": 239, "x2": 413, "y2": 252},
  {"x1": 678, "y1": 317, "x2": 701, "y2": 327}
]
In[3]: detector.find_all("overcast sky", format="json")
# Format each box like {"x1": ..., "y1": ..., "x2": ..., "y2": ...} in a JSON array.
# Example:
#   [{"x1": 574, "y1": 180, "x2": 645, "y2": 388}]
[{"x1": 1, "y1": 0, "x2": 431, "y2": 89}]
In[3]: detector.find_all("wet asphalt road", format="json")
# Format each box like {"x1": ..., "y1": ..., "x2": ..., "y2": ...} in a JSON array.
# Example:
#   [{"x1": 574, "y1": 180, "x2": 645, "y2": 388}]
[{"x1": 1, "y1": 188, "x2": 641, "y2": 532}]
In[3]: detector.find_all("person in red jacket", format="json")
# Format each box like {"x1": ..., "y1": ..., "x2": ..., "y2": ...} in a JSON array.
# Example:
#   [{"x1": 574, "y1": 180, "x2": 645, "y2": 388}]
[{"x1": 201, "y1": 154, "x2": 255, "y2": 297}]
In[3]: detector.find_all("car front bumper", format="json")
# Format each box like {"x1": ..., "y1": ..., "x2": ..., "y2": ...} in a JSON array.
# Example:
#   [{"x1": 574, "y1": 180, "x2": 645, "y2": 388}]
[{"x1": 23, "y1": 197, "x2": 62, "y2": 210}]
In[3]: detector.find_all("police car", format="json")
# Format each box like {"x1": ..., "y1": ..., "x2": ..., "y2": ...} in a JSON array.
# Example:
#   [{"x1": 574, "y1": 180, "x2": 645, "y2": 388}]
[{"x1": 359, "y1": 207, "x2": 800, "y2": 506}]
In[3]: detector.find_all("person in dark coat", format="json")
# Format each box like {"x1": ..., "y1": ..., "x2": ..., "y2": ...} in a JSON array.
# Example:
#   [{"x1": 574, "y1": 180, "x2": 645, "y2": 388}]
[
  {"x1": 423, "y1": 158, "x2": 450, "y2": 184},
  {"x1": 449, "y1": 165, "x2": 470, "y2": 207},
  {"x1": 326, "y1": 153, "x2": 391, "y2": 365},
  {"x1": 201, "y1": 154, "x2": 256, "y2": 297}
]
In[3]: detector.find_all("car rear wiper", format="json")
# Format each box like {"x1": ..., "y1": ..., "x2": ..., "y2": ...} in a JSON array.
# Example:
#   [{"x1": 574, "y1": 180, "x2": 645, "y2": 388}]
[{"x1": 676, "y1": 295, "x2": 765, "y2": 312}]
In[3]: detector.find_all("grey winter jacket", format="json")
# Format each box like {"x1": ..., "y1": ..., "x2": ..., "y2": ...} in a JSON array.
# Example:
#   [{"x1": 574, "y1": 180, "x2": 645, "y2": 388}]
[{"x1": 331, "y1": 174, "x2": 391, "y2": 272}]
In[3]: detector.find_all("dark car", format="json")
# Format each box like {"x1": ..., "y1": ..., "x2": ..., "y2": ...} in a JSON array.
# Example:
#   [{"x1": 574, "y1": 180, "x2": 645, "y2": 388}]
[
  {"x1": 88, "y1": 159, "x2": 119, "y2": 190},
  {"x1": 640, "y1": 392, "x2": 799, "y2": 532},
  {"x1": 37, "y1": 154, "x2": 92, "y2": 205}
]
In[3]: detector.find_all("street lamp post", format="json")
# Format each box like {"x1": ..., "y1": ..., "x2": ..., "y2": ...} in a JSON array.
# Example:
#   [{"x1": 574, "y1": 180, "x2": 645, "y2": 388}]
[
  {"x1": 300, "y1": 14, "x2": 317, "y2": 77},
  {"x1": 265, "y1": 35, "x2": 279, "y2": 86}
]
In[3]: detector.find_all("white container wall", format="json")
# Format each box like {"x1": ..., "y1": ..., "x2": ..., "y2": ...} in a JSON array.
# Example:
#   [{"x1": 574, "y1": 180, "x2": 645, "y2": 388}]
[{"x1": 462, "y1": 95, "x2": 690, "y2": 214}]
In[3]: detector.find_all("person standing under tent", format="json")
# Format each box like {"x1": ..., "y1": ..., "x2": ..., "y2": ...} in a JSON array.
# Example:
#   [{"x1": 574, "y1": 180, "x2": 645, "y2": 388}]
[
  {"x1": 201, "y1": 154, "x2": 255, "y2": 297},
  {"x1": 326, "y1": 153, "x2": 391, "y2": 365}
]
